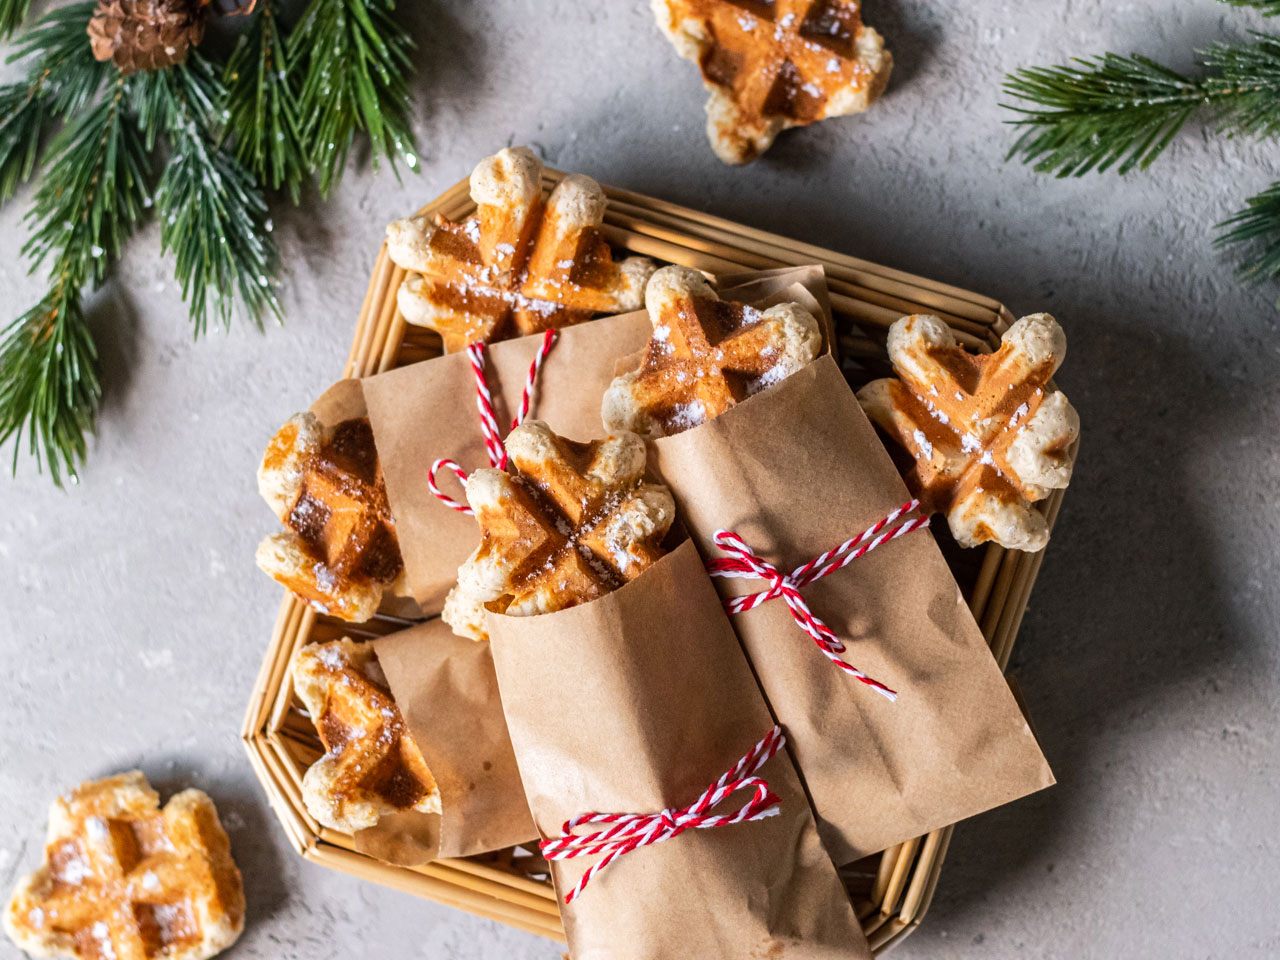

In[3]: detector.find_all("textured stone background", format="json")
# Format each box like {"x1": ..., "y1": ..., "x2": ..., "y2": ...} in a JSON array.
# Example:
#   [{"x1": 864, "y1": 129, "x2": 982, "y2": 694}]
[{"x1": 2, "y1": 1, "x2": 1279, "y2": 958}]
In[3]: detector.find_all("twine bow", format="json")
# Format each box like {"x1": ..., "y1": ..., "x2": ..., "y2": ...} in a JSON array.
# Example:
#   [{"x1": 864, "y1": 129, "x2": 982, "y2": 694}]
[
  {"x1": 539, "y1": 725, "x2": 786, "y2": 904},
  {"x1": 706, "y1": 500, "x2": 931, "y2": 701},
  {"x1": 428, "y1": 330, "x2": 559, "y2": 514}
]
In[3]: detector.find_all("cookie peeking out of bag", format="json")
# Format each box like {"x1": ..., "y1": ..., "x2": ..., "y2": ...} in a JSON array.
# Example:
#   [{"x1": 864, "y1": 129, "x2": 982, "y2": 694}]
[
  {"x1": 256, "y1": 413, "x2": 404, "y2": 621},
  {"x1": 443, "y1": 421, "x2": 676, "y2": 641},
  {"x1": 602, "y1": 265, "x2": 822, "y2": 438}
]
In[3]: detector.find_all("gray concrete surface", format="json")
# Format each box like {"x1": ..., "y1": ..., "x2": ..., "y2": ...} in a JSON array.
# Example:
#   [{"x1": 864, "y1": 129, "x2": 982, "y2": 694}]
[{"x1": 2, "y1": 1, "x2": 1279, "y2": 957}]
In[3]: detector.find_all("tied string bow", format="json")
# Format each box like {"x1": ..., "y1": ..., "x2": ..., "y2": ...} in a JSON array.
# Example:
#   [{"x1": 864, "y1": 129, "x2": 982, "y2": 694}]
[
  {"x1": 706, "y1": 500, "x2": 931, "y2": 701},
  {"x1": 428, "y1": 329, "x2": 559, "y2": 514},
  {"x1": 540, "y1": 725, "x2": 786, "y2": 904}
]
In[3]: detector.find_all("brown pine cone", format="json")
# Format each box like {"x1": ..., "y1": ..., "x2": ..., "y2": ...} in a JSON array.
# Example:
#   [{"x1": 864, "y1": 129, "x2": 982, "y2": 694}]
[{"x1": 87, "y1": 0, "x2": 206, "y2": 74}]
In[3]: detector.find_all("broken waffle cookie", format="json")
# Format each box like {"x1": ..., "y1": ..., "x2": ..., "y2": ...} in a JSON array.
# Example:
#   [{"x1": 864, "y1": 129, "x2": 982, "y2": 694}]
[
  {"x1": 386, "y1": 146, "x2": 655, "y2": 352},
  {"x1": 256, "y1": 412, "x2": 403, "y2": 622},
  {"x1": 443, "y1": 420, "x2": 676, "y2": 641},
  {"x1": 857, "y1": 313, "x2": 1080, "y2": 552},
  {"x1": 292, "y1": 638, "x2": 440, "y2": 833},
  {"x1": 651, "y1": 0, "x2": 892, "y2": 163},
  {"x1": 4, "y1": 772, "x2": 244, "y2": 960},
  {"x1": 602, "y1": 265, "x2": 822, "y2": 438}
]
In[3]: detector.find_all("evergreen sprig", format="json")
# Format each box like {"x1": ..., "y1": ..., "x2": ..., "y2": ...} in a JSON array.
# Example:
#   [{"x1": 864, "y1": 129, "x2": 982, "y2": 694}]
[
  {"x1": 1003, "y1": 13, "x2": 1280, "y2": 300},
  {"x1": 1, "y1": 0, "x2": 421, "y2": 483},
  {"x1": 1, "y1": 73, "x2": 150, "y2": 485},
  {"x1": 0, "y1": 2, "x2": 110, "y2": 204},
  {"x1": 138, "y1": 55, "x2": 282, "y2": 332},
  {"x1": 224, "y1": 1, "x2": 308, "y2": 202},
  {"x1": 290, "y1": 0, "x2": 418, "y2": 196}
]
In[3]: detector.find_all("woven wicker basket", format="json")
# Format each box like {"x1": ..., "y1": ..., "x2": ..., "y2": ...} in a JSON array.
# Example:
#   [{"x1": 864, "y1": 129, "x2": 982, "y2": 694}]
[{"x1": 242, "y1": 170, "x2": 1065, "y2": 954}]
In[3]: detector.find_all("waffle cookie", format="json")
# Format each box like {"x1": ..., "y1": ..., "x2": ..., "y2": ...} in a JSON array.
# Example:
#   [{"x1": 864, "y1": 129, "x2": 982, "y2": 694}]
[
  {"x1": 292, "y1": 638, "x2": 440, "y2": 833},
  {"x1": 858, "y1": 313, "x2": 1080, "y2": 552},
  {"x1": 651, "y1": 0, "x2": 892, "y2": 163},
  {"x1": 386, "y1": 146, "x2": 655, "y2": 352},
  {"x1": 602, "y1": 265, "x2": 822, "y2": 438},
  {"x1": 256, "y1": 413, "x2": 403, "y2": 622},
  {"x1": 443, "y1": 421, "x2": 676, "y2": 641},
  {"x1": 4, "y1": 772, "x2": 244, "y2": 960}
]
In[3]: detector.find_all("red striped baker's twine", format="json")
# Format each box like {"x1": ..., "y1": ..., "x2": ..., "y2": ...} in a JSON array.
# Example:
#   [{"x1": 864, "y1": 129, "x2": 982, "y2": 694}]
[
  {"x1": 540, "y1": 725, "x2": 785, "y2": 904},
  {"x1": 428, "y1": 330, "x2": 559, "y2": 514},
  {"x1": 706, "y1": 500, "x2": 931, "y2": 701}
]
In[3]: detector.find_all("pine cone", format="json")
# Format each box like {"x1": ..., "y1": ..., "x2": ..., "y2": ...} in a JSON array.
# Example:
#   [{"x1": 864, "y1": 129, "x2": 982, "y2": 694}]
[{"x1": 87, "y1": 0, "x2": 206, "y2": 74}]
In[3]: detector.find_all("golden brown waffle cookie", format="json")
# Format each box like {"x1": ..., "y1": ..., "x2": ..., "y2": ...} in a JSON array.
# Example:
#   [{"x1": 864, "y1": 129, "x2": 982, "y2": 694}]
[
  {"x1": 291, "y1": 638, "x2": 440, "y2": 832},
  {"x1": 256, "y1": 413, "x2": 403, "y2": 622},
  {"x1": 601, "y1": 265, "x2": 821, "y2": 438},
  {"x1": 443, "y1": 420, "x2": 676, "y2": 641},
  {"x1": 386, "y1": 146, "x2": 655, "y2": 352},
  {"x1": 651, "y1": 0, "x2": 892, "y2": 163},
  {"x1": 857, "y1": 313, "x2": 1080, "y2": 551},
  {"x1": 4, "y1": 772, "x2": 244, "y2": 960}
]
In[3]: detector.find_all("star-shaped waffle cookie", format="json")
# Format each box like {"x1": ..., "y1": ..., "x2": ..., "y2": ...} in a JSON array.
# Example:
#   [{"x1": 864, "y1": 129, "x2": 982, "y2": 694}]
[
  {"x1": 652, "y1": 0, "x2": 893, "y2": 163},
  {"x1": 442, "y1": 420, "x2": 676, "y2": 641},
  {"x1": 602, "y1": 265, "x2": 822, "y2": 437},
  {"x1": 4, "y1": 772, "x2": 244, "y2": 960},
  {"x1": 256, "y1": 413, "x2": 403, "y2": 622},
  {"x1": 386, "y1": 146, "x2": 655, "y2": 352},
  {"x1": 291, "y1": 638, "x2": 440, "y2": 833},
  {"x1": 857, "y1": 313, "x2": 1080, "y2": 552}
]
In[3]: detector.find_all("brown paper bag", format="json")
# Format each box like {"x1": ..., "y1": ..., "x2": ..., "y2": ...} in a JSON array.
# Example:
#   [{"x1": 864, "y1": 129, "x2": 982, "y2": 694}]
[
  {"x1": 647, "y1": 353, "x2": 1056, "y2": 865},
  {"x1": 339, "y1": 619, "x2": 538, "y2": 864},
  {"x1": 342, "y1": 268, "x2": 831, "y2": 615},
  {"x1": 488, "y1": 541, "x2": 871, "y2": 960}
]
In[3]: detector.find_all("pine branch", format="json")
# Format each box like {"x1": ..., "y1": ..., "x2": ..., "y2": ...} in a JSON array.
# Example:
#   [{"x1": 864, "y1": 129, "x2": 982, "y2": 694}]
[
  {"x1": 0, "y1": 288, "x2": 98, "y2": 486},
  {"x1": 1218, "y1": 0, "x2": 1280, "y2": 14},
  {"x1": 224, "y1": 0, "x2": 309, "y2": 202},
  {"x1": 290, "y1": 0, "x2": 418, "y2": 196},
  {"x1": 1003, "y1": 54, "x2": 1208, "y2": 176},
  {"x1": 10, "y1": 2, "x2": 109, "y2": 114},
  {"x1": 0, "y1": 0, "x2": 32, "y2": 40},
  {"x1": 1217, "y1": 180, "x2": 1280, "y2": 287},
  {"x1": 4, "y1": 73, "x2": 149, "y2": 485},
  {"x1": 0, "y1": 81, "x2": 43, "y2": 202},
  {"x1": 1204, "y1": 32, "x2": 1280, "y2": 138},
  {"x1": 0, "y1": 3, "x2": 112, "y2": 205},
  {"x1": 135, "y1": 54, "x2": 281, "y2": 333},
  {"x1": 24, "y1": 75, "x2": 151, "y2": 287}
]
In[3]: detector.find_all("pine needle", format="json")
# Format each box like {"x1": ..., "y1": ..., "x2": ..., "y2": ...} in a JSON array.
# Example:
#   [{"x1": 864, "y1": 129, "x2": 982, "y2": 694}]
[
  {"x1": 0, "y1": 81, "x2": 44, "y2": 203},
  {"x1": 23, "y1": 76, "x2": 151, "y2": 287},
  {"x1": 224, "y1": 0, "x2": 309, "y2": 202},
  {"x1": 0, "y1": 289, "x2": 99, "y2": 486},
  {"x1": 290, "y1": 0, "x2": 418, "y2": 196},
  {"x1": 3, "y1": 74, "x2": 148, "y2": 485},
  {"x1": 1003, "y1": 54, "x2": 1207, "y2": 176},
  {"x1": 1217, "y1": 180, "x2": 1280, "y2": 287},
  {"x1": 1218, "y1": 0, "x2": 1280, "y2": 15},
  {"x1": 0, "y1": 0, "x2": 31, "y2": 39},
  {"x1": 1204, "y1": 32, "x2": 1280, "y2": 138},
  {"x1": 136, "y1": 55, "x2": 282, "y2": 333}
]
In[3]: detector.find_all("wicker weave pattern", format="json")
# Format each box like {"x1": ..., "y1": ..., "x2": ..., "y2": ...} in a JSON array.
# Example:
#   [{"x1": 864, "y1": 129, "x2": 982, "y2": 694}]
[{"x1": 242, "y1": 171, "x2": 1065, "y2": 952}]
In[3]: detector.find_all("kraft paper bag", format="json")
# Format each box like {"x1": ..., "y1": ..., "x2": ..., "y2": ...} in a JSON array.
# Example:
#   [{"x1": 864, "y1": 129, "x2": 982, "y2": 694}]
[
  {"x1": 646, "y1": 353, "x2": 1056, "y2": 865},
  {"x1": 350, "y1": 618, "x2": 537, "y2": 864},
  {"x1": 487, "y1": 541, "x2": 871, "y2": 960}
]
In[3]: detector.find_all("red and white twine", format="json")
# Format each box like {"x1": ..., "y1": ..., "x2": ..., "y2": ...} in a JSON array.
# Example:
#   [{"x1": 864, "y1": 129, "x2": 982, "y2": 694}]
[
  {"x1": 539, "y1": 725, "x2": 785, "y2": 904},
  {"x1": 706, "y1": 500, "x2": 931, "y2": 701},
  {"x1": 428, "y1": 330, "x2": 559, "y2": 514}
]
